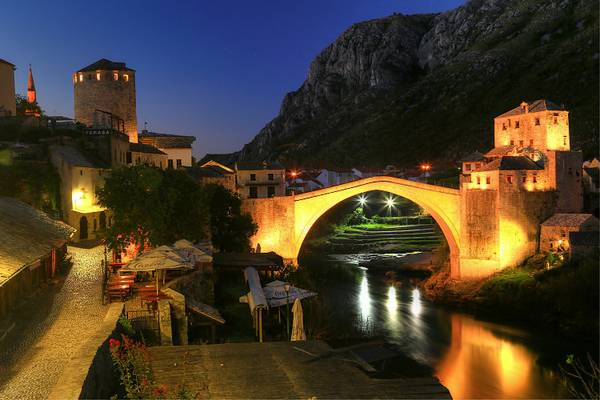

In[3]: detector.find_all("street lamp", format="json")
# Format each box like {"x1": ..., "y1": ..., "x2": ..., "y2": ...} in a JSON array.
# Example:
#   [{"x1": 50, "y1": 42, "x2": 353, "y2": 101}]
[
  {"x1": 284, "y1": 282, "x2": 291, "y2": 339},
  {"x1": 357, "y1": 194, "x2": 367, "y2": 207}
]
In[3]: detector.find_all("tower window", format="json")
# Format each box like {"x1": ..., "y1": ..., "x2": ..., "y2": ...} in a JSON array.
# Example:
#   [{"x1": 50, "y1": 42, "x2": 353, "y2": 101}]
[
  {"x1": 250, "y1": 173, "x2": 256, "y2": 181},
  {"x1": 87, "y1": 74, "x2": 92, "y2": 80},
  {"x1": 96, "y1": 72, "x2": 101, "y2": 80},
  {"x1": 535, "y1": 118, "x2": 540, "y2": 126},
  {"x1": 78, "y1": 74, "x2": 83, "y2": 82},
  {"x1": 123, "y1": 74, "x2": 129, "y2": 82},
  {"x1": 507, "y1": 176, "x2": 513, "y2": 184},
  {"x1": 113, "y1": 73, "x2": 119, "y2": 81}
]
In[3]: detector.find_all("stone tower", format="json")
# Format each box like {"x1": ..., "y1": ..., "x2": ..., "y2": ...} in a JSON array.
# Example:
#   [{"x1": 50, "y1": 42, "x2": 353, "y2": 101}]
[
  {"x1": 73, "y1": 58, "x2": 138, "y2": 143},
  {"x1": 0, "y1": 59, "x2": 16, "y2": 116}
]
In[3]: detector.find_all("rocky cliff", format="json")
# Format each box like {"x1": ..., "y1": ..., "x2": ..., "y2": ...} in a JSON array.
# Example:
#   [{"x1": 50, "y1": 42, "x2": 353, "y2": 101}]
[{"x1": 238, "y1": 0, "x2": 598, "y2": 168}]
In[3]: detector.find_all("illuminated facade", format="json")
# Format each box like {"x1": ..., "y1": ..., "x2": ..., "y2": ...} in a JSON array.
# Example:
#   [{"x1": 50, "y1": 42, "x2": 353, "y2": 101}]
[
  {"x1": 49, "y1": 145, "x2": 111, "y2": 242},
  {"x1": 73, "y1": 59, "x2": 138, "y2": 143},
  {"x1": 235, "y1": 161, "x2": 286, "y2": 199},
  {"x1": 459, "y1": 100, "x2": 584, "y2": 277},
  {"x1": 138, "y1": 130, "x2": 196, "y2": 168}
]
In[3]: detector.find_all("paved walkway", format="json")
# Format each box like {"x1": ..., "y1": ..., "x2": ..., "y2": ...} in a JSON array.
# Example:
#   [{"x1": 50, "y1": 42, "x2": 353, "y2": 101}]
[{"x1": 0, "y1": 245, "x2": 109, "y2": 399}]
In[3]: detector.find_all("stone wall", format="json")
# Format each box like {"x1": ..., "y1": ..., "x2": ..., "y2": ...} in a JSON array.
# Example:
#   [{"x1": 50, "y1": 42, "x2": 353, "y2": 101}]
[
  {"x1": 74, "y1": 71, "x2": 137, "y2": 143},
  {"x1": 241, "y1": 196, "x2": 296, "y2": 261},
  {"x1": 0, "y1": 61, "x2": 16, "y2": 116},
  {"x1": 49, "y1": 303, "x2": 123, "y2": 400}
]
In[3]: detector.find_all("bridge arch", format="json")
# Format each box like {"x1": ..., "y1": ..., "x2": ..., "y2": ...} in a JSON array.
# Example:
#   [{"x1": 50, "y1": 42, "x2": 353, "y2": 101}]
[{"x1": 292, "y1": 176, "x2": 461, "y2": 275}]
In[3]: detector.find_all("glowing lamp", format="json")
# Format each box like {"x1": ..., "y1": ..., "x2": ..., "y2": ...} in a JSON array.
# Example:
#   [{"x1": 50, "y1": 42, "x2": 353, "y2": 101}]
[
  {"x1": 357, "y1": 195, "x2": 367, "y2": 207},
  {"x1": 420, "y1": 163, "x2": 432, "y2": 171},
  {"x1": 290, "y1": 171, "x2": 298, "y2": 178},
  {"x1": 385, "y1": 196, "x2": 396, "y2": 208}
]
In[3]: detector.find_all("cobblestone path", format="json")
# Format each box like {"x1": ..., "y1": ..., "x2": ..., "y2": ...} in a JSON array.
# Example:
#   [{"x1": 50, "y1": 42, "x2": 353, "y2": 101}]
[{"x1": 0, "y1": 245, "x2": 109, "y2": 399}]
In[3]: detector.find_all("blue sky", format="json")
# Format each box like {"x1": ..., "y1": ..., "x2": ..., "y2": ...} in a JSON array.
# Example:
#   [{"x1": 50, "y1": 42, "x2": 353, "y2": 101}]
[{"x1": 2, "y1": 0, "x2": 464, "y2": 158}]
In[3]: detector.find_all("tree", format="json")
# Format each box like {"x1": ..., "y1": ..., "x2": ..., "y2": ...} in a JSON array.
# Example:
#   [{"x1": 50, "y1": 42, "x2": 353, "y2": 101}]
[
  {"x1": 203, "y1": 183, "x2": 257, "y2": 252},
  {"x1": 15, "y1": 94, "x2": 43, "y2": 116},
  {"x1": 98, "y1": 165, "x2": 209, "y2": 252}
]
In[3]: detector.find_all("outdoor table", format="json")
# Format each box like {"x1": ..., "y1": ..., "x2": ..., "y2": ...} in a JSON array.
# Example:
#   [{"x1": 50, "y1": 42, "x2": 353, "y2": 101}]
[{"x1": 107, "y1": 284, "x2": 132, "y2": 301}]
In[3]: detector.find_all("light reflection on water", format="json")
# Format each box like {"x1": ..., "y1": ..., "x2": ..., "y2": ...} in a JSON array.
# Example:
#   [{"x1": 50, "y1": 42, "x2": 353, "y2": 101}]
[{"x1": 320, "y1": 253, "x2": 569, "y2": 399}]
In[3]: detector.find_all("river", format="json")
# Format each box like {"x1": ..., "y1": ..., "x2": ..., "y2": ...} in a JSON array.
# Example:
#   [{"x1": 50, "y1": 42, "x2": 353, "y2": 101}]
[{"x1": 298, "y1": 253, "x2": 572, "y2": 399}]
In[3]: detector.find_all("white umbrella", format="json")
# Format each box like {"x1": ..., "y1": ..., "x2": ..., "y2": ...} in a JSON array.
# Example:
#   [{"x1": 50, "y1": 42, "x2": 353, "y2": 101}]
[
  {"x1": 122, "y1": 245, "x2": 194, "y2": 295},
  {"x1": 173, "y1": 239, "x2": 213, "y2": 263},
  {"x1": 291, "y1": 298, "x2": 306, "y2": 341},
  {"x1": 263, "y1": 281, "x2": 316, "y2": 308}
]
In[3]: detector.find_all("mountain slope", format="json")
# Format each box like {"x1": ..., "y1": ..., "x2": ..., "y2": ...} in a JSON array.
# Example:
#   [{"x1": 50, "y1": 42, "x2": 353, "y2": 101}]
[{"x1": 238, "y1": 0, "x2": 599, "y2": 168}]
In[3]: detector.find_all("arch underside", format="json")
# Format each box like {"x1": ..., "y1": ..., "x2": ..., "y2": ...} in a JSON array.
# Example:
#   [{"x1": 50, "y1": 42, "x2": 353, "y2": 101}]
[{"x1": 293, "y1": 177, "x2": 461, "y2": 272}]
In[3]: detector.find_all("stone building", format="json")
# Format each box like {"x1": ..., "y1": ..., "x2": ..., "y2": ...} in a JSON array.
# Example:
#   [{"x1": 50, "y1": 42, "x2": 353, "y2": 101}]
[
  {"x1": 0, "y1": 197, "x2": 74, "y2": 320},
  {"x1": 540, "y1": 213, "x2": 599, "y2": 253},
  {"x1": 73, "y1": 59, "x2": 138, "y2": 143},
  {"x1": 0, "y1": 58, "x2": 16, "y2": 117},
  {"x1": 190, "y1": 161, "x2": 236, "y2": 192},
  {"x1": 459, "y1": 100, "x2": 584, "y2": 277},
  {"x1": 129, "y1": 142, "x2": 168, "y2": 168},
  {"x1": 49, "y1": 144, "x2": 111, "y2": 241},
  {"x1": 138, "y1": 130, "x2": 195, "y2": 168},
  {"x1": 235, "y1": 161, "x2": 286, "y2": 199}
]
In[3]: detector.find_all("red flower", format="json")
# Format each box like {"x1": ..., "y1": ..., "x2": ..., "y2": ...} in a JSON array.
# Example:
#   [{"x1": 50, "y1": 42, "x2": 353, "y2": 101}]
[{"x1": 109, "y1": 338, "x2": 121, "y2": 350}]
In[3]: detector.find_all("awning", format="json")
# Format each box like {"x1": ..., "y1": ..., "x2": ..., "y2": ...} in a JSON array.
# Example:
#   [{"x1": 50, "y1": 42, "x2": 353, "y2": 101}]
[{"x1": 263, "y1": 280, "x2": 317, "y2": 308}]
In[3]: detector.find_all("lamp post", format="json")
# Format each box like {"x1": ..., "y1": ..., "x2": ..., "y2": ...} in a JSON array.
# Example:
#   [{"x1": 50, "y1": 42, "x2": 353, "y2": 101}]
[{"x1": 284, "y1": 282, "x2": 291, "y2": 339}]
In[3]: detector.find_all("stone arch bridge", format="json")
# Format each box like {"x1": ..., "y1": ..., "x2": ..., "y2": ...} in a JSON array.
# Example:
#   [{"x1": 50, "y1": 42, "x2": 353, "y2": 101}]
[
  {"x1": 241, "y1": 176, "x2": 462, "y2": 277},
  {"x1": 241, "y1": 175, "x2": 548, "y2": 280}
]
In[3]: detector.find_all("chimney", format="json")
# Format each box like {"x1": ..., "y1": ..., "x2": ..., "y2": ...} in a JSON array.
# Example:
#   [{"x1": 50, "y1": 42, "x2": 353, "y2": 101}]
[{"x1": 520, "y1": 101, "x2": 529, "y2": 113}]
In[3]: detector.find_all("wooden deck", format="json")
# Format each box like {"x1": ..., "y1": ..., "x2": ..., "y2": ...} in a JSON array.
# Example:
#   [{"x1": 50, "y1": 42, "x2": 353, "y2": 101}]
[{"x1": 149, "y1": 341, "x2": 451, "y2": 399}]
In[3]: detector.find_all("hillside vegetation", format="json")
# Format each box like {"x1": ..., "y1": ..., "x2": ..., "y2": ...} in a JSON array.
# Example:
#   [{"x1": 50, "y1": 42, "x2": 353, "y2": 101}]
[{"x1": 239, "y1": 0, "x2": 598, "y2": 168}]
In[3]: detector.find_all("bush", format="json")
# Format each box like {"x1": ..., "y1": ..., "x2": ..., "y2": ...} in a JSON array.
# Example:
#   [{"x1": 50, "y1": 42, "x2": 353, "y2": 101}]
[{"x1": 347, "y1": 207, "x2": 369, "y2": 225}]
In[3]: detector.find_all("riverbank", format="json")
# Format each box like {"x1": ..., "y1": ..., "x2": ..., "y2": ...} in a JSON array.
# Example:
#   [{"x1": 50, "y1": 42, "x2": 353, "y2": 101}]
[{"x1": 422, "y1": 252, "x2": 600, "y2": 346}]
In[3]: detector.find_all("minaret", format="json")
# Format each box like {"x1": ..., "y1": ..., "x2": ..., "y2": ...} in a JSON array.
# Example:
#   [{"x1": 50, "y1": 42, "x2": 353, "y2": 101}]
[{"x1": 27, "y1": 65, "x2": 36, "y2": 104}]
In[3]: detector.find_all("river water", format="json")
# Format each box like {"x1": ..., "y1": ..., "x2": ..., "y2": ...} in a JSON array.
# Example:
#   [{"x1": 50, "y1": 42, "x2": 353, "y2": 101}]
[{"x1": 299, "y1": 253, "x2": 571, "y2": 399}]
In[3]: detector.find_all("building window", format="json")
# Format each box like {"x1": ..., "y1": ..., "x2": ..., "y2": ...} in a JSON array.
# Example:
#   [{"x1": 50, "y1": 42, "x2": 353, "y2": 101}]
[
  {"x1": 267, "y1": 186, "x2": 275, "y2": 197},
  {"x1": 507, "y1": 176, "x2": 513, "y2": 184},
  {"x1": 176, "y1": 159, "x2": 182, "y2": 168},
  {"x1": 123, "y1": 74, "x2": 129, "y2": 82},
  {"x1": 464, "y1": 163, "x2": 471, "y2": 172},
  {"x1": 522, "y1": 176, "x2": 527, "y2": 183},
  {"x1": 96, "y1": 72, "x2": 101, "y2": 80},
  {"x1": 554, "y1": 116, "x2": 558, "y2": 124},
  {"x1": 268, "y1": 173, "x2": 274, "y2": 181},
  {"x1": 486, "y1": 177, "x2": 491, "y2": 185},
  {"x1": 529, "y1": 139, "x2": 534, "y2": 146},
  {"x1": 519, "y1": 140, "x2": 524, "y2": 147},
  {"x1": 508, "y1": 119, "x2": 511, "y2": 127},
  {"x1": 78, "y1": 73, "x2": 83, "y2": 82},
  {"x1": 250, "y1": 173, "x2": 256, "y2": 181},
  {"x1": 533, "y1": 175, "x2": 537, "y2": 183},
  {"x1": 93, "y1": 219, "x2": 97, "y2": 232},
  {"x1": 502, "y1": 123, "x2": 507, "y2": 130},
  {"x1": 510, "y1": 140, "x2": 515, "y2": 146},
  {"x1": 80, "y1": 169, "x2": 83, "y2": 176},
  {"x1": 168, "y1": 159, "x2": 174, "y2": 169},
  {"x1": 113, "y1": 73, "x2": 119, "y2": 81},
  {"x1": 126, "y1": 152, "x2": 132, "y2": 164},
  {"x1": 476, "y1": 176, "x2": 481, "y2": 185},
  {"x1": 515, "y1": 121, "x2": 520, "y2": 129},
  {"x1": 563, "y1": 136, "x2": 567, "y2": 145},
  {"x1": 535, "y1": 118, "x2": 540, "y2": 126},
  {"x1": 249, "y1": 186, "x2": 258, "y2": 198}
]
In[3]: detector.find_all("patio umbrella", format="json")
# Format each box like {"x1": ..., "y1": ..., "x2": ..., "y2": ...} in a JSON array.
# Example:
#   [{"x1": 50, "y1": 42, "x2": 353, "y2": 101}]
[
  {"x1": 291, "y1": 298, "x2": 306, "y2": 341},
  {"x1": 122, "y1": 245, "x2": 194, "y2": 294},
  {"x1": 173, "y1": 239, "x2": 213, "y2": 263},
  {"x1": 263, "y1": 281, "x2": 317, "y2": 308}
]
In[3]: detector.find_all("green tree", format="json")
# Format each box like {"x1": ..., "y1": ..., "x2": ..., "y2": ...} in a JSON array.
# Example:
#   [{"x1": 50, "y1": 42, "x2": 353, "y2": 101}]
[
  {"x1": 98, "y1": 165, "x2": 209, "y2": 252},
  {"x1": 203, "y1": 183, "x2": 257, "y2": 252},
  {"x1": 15, "y1": 94, "x2": 43, "y2": 116}
]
